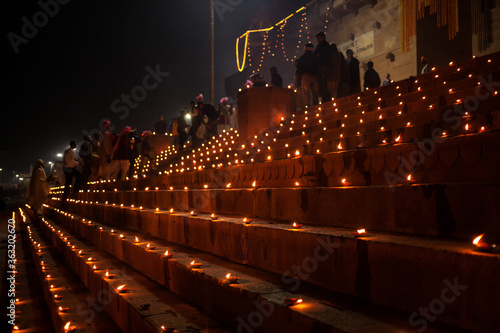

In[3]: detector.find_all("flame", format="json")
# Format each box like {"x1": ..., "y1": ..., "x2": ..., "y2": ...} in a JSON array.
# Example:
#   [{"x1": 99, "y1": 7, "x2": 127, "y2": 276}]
[
  {"x1": 117, "y1": 284, "x2": 126, "y2": 291},
  {"x1": 59, "y1": 306, "x2": 63, "y2": 311},
  {"x1": 357, "y1": 229, "x2": 366, "y2": 234},
  {"x1": 135, "y1": 236, "x2": 139, "y2": 243},
  {"x1": 407, "y1": 174, "x2": 412, "y2": 181},
  {"x1": 156, "y1": 208, "x2": 160, "y2": 212},
  {"x1": 297, "y1": 299, "x2": 303, "y2": 304},
  {"x1": 295, "y1": 150, "x2": 300, "y2": 156},
  {"x1": 106, "y1": 270, "x2": 109, "y2": 277},
  {"x1": 465, "y1": 124, "x2": 469, "y2": 131},
  {"x1": 341, "y1": 179, "x2": 347, "y2": 184},
  {"x1": 226, "y1": 183, "x2": 231, "y2": 188},
  {"x1": 191, "y1": 260, "x2": 195, "y2": 265},
  {"x1": 226, "y1": 273, "x2": 231, "y2": 279},
  {"x1": 64, "y1": 322, "x2": 71, "y2": 330},
  {"x1": 337, "y1": 142, "x2": 342, "y2": 149},
  {"x1": 395, "y1": 134, "x2": 401, "y2": 142},
  {"x1": 473, "y1": 234, "x2": 484, "y2": 245},
  {"x1": 252, "y1": 181, "x2": 256, "y2": 187},
  {"x1": 170, "y1": 208, "x2": 174, "y2": 213},
  {"x1": 164, "y1": 250, "x2": 169, "y2": 256}
]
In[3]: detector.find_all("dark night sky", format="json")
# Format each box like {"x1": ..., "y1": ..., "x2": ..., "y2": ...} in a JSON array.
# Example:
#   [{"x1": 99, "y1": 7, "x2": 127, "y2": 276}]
[{"x1": 2, "y1": 0, "x2": 308, "y2": 177}]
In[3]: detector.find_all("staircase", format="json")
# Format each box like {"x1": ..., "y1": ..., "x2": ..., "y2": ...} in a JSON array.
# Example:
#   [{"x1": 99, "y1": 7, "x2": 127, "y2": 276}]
[{"x1": 16, "y1": 52, "x2": 500, "y2": 332}]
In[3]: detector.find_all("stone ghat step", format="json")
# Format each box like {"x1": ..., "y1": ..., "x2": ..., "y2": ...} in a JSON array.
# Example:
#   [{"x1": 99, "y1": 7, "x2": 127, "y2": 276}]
[
  {"x1": 60, "y1": 180, "x2": 500, "y2": 240},
  {"x1": 39, "y1": 206, "x2": 470, "y2": 333},
  {"x1": 27, "y1": 210, "x2": 231, "y2": 333},
  {"x1": 3, "y1": 211, "x2": 54, "y2": 333},
  {"x1": 18, "y1": 211, "x2": 121, "y2": 333},
  {"x1": 43, "y1": 204, "x2": 499, "y2": 333}
]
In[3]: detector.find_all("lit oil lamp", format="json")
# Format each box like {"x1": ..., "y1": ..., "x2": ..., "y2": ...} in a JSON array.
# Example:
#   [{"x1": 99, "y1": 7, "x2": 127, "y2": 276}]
[
  {"x1": 472, "y1": 234, "x2": 496, "y2": 253},
  {"x1": 161, "y1": 326, "x2": 179, "y2": 333},
  {"x1": 87, "y1": 257, "x2": 96, "y2": 262},
  {"x1": 190, "y1": 260, "x2": 202, "y2": 269},
  {"x1": 92, "y1": 265, "x2": 100, "y2": 270},
  {"x1": 252, "y1": 181, "x2": 257, "y2": 187},
  {"x1": 58, "y1": 306, "x2": 69, "y2": 313},
  {"x1": 292, "y1": 222, "x2": 303, "y2": 229},
  {"x1": 134, "y1": 236, "x2": 140, "y2": 243},
  {"x1": 117, "y1": 284, "x2": 128, "y2": 293},
  {"x1": 352, "y1": 229, "x2": 367, "y2": 237},
  {"x1": 341, "y1": 178, "x2": 351, "y2": 186},
  {"x1": 105, "y1": 270, "x2": 115, "y2": 279},
  {"x1": 155, "y1": 208, "x2": 161, "y2": 213},
  {"x1": 146, "y1": 243, "x2": 155, "y2": 251},
  {"x1": 285, "y1": 298, "x2": 303, "y2": 306},
  {"x1": 64, "y1": 321, "x2": 77, "y2": 333},
  {"x1": 164, "y1": 250, "x2": 173, "y2": 259},
  {"x1": 243, "y1": 217, "x2": 252, "y2": 225},
  {"x1": 169, "y1": 208, "x2": 174, "y2": 213},
  {"x1": 54, "y1": 294, "x2": 63, "y2": 300},
  {"x1": 119, "y1": 234, "x2": 126, "y2": 239},
  {"x1": 211, "y1": 213, "x2": 219, "y2": 221},
  {"x1": 190, "y1": 210, "x2": 198, "y2": 216},
  {"x1": 226, "y1": 273, "x2": 239, "y2": 284},
  {"x1": 407, "y1": 174, "x2": 416, "y2": 184}
]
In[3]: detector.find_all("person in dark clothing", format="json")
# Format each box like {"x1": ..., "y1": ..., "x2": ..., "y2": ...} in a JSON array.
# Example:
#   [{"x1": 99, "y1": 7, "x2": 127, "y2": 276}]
[
  {"x1": 328, "y1": 43, "x2": 342, "y2": 99},
  {"x1": 177, "y1": 109, "x2": 189, "y2": 150},
  {"x1": 128, "y1": 129, "x2": 139, "y2": 178},
  {"x1": 250, "y1": 73, "x2": 267, "y2": 87},
  {"x1": 346, "y1": 49, "x2": 361, "y2": 95},
  {"x1": 313, "y1": 32, "x2": 331, "y2": 102},
  {"x1": 155, "y1": 115, "x2": 168, "y2": 135},
  {"x1": 363, "y1": 61, "x2": 381, "y2": 91},
  {"x1": 140, "y1": 131, "x2": 154, "y2": 172},
  {"x1": 270, "y1": 67, "x2": 283, "y2": 88},
  {"x1": 297, "y1": 43, "x2": 319, "y2": 107},
  {"x1": 337, "y1": 52, "x2": 350, "y2": 98},
  {"x1": 79, "y1": 136, "x2": 93, "y2": 185},
  {"x1": 197, "y1": 100, "x2": 218, "y2": 139},
  {"x1": 62, "y1": 141, "x2": 82, "y2": 201}
]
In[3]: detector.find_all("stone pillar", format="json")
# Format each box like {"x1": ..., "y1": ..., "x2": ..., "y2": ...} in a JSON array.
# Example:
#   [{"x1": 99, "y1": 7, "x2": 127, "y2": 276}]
[{"x1": 237, "y1": 87, "x2": 296, "y2": 141}]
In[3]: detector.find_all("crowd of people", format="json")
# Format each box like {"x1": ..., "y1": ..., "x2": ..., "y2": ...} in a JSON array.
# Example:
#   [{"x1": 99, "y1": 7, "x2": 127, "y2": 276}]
[
  {"x1": 295, "y1": 31, "x2": 383, "y2": 107},
  {"x1": 26, "y1": 94, "x2": 236, "y2": 207}
]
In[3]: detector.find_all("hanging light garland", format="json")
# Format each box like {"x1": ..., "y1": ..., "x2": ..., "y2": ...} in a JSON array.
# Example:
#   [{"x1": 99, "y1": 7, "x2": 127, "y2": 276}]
[{"x1": 235, "y1": 5, "x2": 308, "y2": 71}]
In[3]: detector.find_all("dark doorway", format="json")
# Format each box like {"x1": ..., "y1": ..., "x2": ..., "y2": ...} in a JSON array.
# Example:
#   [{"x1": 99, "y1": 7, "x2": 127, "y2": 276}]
[{"x1": 417, "y1": 0, "x2": 472, "y2": 72}]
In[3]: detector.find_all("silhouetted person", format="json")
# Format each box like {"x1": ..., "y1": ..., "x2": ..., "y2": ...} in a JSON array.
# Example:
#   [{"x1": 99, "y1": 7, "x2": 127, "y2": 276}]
[
  {"x1": 383, "y1": 73, "x2": 392, "y2": 86},
  {"x1": 346, "y1": 49, "x2": 361, "y2": 95},
  {"x1": 421, "y1": 56, "x2": 429, "y2": 74},
  {"x1": 314, "y1": 32, "x2": 331, "y2": 102},
  {"x1": 363, "y1": 61, "x2": 381, "y2": 91},
  {"x1": 110, "y1": 127, "x2": 132, "y2": 181},
  {"x1": 27, "y1": 159, "x2": 50, "y2": 214},
  {"x1": 337, "y1": 52, "x2": 350, "y2": 98},
  {"x1": 270, "y1": 67, "x2": 283, "y2": 88},
  {"x1": 297, "y1": 43, "x2": 319, "y2": 107},
  {"x1": 62, "y1": 141, "x2": 82, "y2": 201},
  {"x1": 328, "y1": 43, "x2": 342, "y2": 99},
  {"x1": 155, "y1": 115, "x2": 167, "y2": 135}
]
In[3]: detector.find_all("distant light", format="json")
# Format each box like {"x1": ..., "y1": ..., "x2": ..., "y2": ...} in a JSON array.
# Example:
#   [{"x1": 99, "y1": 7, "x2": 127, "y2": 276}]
[
  {"x1": 56, "y1": 153, "x2": 63, "y2": 158},
  {"x1": 185, "y1": 114, "x2": 191, "y2": 120}
]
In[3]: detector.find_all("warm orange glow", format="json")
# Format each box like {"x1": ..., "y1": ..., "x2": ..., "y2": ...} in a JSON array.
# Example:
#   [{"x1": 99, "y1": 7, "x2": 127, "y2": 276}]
[
  {"x1": 252, "y1": 181, "x2": 257, "y2": 187},
  {"x1": 226, "y1": 183, "x2": 232, "y2": 188},
  {"x1": 465, "y1": 123, "x2": 469, "y2": 131},
  {"x1": 357, "y1": 229, "x2": 366, "y2": 234},
  {"x1": 211, "y1": 213, "x2": 219, "y2": 220},
  {"x1": 117, "y1": 284, "x2": 127, "y2": 292},
  {"x1": 169, "y1": 208, "x2": 174, "y2": 213},
  {"x1": 292, "y1": 222, "x2": 303, "y2": 229},
  {"x1": 134, "y1": 236, "x2": 139, "y2": 243},
  {"x1": 64, "y1": 322, "x2": 71, "y2": 330},
  {"x1": 337, "y1": 142, "x2": 342, "y2": 150},
  {"x1": 395, "y1": 134, "x2": 401, "y2": 142},
  {"x1": 473, "y1": 234, "x2": 484, "y2": 245},
  {"x1": 407, "y1": 174, "x2": 412, "y2": 181}
]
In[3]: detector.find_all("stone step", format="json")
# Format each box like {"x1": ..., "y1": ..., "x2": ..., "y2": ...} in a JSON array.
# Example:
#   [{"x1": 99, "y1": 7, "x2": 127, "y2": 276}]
[
  {"x1": 58, "y1": 177, "x2": 500, "y2": 240},
  {"x1": 43, "y1": 203, "x2": 499, "y2": 333},
  {"x1": 27, "y1": 209, "x2": 230, "y2": 333},
  {"x1": 1, "y1": 211, "x2": 54, "y2": 333},
  {"x1": 17, "y1": 209, "x2": 121, "y2": 333},
  {"x1": 40, "y1": 205, "x2": 472, "y2": 333}
]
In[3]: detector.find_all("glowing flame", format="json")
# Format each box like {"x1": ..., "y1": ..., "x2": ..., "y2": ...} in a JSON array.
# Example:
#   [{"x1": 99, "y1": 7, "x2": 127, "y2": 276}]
[
  {"x1": 93, "y1": 265, "x2": 97, "y2": 270},
  {"x1": 226, "y1": 183, "x2": 232, "y2": 188},
  {"x1": 341, "y1": 179, "x2": 347, "y2": 184},
  {"x1": 252, "y1": 181, "x2": 256, "y2": 187},
  {"x1": 465, "y1": 124, "x2": 469, "y2": 131},
  {"x1": 395, "y1": 134, "x2": 401, "y2": 142},
  {"x1": 407, "y1": 174, "x2": 412, "y2": 181},
  {"x1": 337, "y1": 142, "x2": 342, "y2": 149},
  {"x1": 297, "y1": 299, "x2": 303, "y2": 304},
  {"x1": 105, "y1": 270, "x2": 109, "y2": 277},
  {"x1": 164, "y1": 250, "x2": 170, "y2": 256},
  {"x1": 156, "y1": 208, "x2": 160, "y2": 212},
  {"x1": 295, "y1": 150, "x2": 300, "y2": 156},
  {"x1": 226, "y1": 273, "x2": 231, "y2": 279},
  {"x1": 135, "y1": 236, "x2": 139, "y2": 243},
  {"x1": 64, "y1": 322, "x2": 71, "y2": 330},
  {"x1": 117, "y1": 284, "x2": 126, "y2": 291},
  {"x1": 473, "y1": 234, "x2": 484, "y2": 245},
  {"x1": 191, "y1": 260, "x2": 196, "y2": 265},
  {"x1": 357, "y1": 229, "x2": 366, "y2": 234}
]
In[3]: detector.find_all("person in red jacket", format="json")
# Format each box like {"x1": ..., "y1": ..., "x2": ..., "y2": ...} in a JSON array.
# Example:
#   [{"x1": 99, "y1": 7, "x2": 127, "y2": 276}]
[{"x1": 110, "y1": 126, "x2": 132, "y2": 181}]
